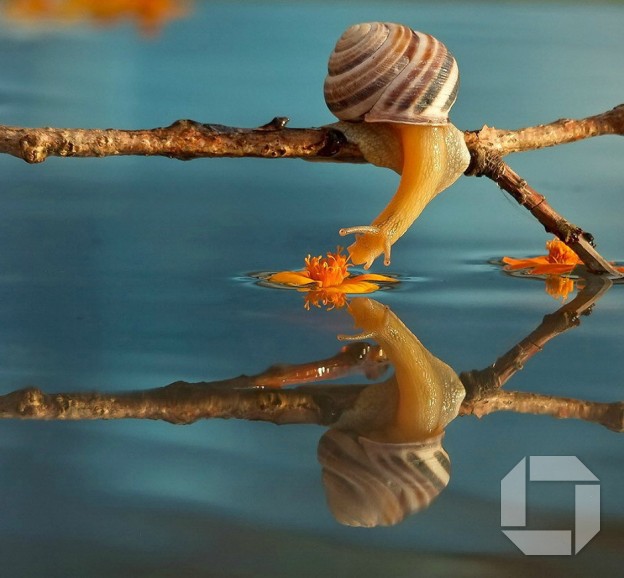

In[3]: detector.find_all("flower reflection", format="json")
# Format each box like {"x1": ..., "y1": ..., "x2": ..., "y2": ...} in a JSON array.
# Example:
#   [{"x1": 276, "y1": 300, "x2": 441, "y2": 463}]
[
  {"x1": 4, "y1": 0, "x2": 190, "y2": 36},
  {"x1": 267, "y1": 248, "x2": 397, "y2": 309},
  {"x1": 544, "y1": 275, "x2": 576, "y2": 301},
  {"x1": 318, "y1": 298, "x2": 465, "y2": 527}
]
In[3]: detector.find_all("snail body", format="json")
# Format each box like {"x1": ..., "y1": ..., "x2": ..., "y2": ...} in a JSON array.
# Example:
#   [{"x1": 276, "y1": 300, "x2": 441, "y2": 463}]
[
  {"x1": 324, "y1": 22, "x2": 470, "y2": 268},
  {"x1": 339, "y1": 297, "x2": 465, "y2": 443}
]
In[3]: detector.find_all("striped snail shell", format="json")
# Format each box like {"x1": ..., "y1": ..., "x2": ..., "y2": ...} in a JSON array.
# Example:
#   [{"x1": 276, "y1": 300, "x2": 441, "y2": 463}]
[
  {"x1": 324, "y1": 22, "x2": 459, "y2": 126},
  {"x1": 318, "y1": 429, "x2": 450, "y2": 527}
]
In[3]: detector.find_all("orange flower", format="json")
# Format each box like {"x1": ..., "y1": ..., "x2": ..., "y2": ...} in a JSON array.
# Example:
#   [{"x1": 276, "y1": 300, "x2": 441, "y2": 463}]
[
  {"x1": 267, "y1": 247, "x2": 398, "y2": 309},
  {"x1": 502, "y1": 238, "x2": 582, "y2": 275},
  {"x1": 502, "y1": 238, "x2": 624, "y2": 301}
]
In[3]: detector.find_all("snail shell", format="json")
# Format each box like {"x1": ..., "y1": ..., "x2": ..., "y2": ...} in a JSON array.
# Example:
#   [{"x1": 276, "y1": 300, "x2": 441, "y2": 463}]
[
  {"x1": 324, "y1": 22, "x2": 459, "y2": 126},
  {"x1": 318, "y1": 429, "x2": 450, "y2": 527}
]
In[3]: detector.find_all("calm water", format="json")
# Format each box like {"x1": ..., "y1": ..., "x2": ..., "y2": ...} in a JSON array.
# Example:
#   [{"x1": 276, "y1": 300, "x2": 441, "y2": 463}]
[{"x1": 0, "y1": 2, "x2": 622, "y2": 576}]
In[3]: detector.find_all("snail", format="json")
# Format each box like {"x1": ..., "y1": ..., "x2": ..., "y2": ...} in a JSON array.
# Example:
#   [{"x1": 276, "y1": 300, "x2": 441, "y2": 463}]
[
  {"x1": 318, "y1": 427, "x2": 449, "y2": 527},
  {"x1": 317, "y1": 297, "x2": 465, "y2": 527},
  {"x1": 324, "y1": 22, "x2": 470, "y2": 268},
  {"x1": 338, "y1": 298, "x2": 465, "y2": 442}
]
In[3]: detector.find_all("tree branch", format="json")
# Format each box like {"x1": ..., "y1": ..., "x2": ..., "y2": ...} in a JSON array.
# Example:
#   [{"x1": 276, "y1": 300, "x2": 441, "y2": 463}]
[
  {"x1": 1, "y1": 105, "x2": 622, "y2": 275},
  {"x1": 0, "y1": 117, "x2": 364, "y2": 165},
  {"x1": 465, "y1": 104, "x2": 624, "y2": 156},
  {"x1": 460, "y1": 390, "x2": 624, "y2": 433},
  {"x1": 465, "y1": 152, "x2": 622, "y2": 276},
  {"x1": 2, "y1": 106, "x2": 622, "y2": 164}
]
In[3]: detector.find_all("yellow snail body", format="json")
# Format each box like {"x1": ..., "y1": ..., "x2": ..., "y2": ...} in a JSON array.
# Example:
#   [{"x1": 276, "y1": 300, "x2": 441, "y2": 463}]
[
  {"x1": 324, "y1": 22, "x2": 470, "y2": 268},
  {"x1": 339, "y1": 297, "x2": 465, "y2": 443}
]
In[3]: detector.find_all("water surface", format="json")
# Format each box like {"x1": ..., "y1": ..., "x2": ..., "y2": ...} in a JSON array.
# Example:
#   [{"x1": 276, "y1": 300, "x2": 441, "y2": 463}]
[{"x1": 0, "y1": 2, "x2": 622, "y2": 576}]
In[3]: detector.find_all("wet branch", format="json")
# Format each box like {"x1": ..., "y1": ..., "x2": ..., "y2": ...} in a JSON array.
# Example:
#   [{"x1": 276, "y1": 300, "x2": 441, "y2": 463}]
[
  {"x1": 1, "y1": 105, "x2": 622, "y2": 275},
  {"x1": 0, "y1": 381, "x2": 360, "y2": 426},
  {"x1": 460, "y1": 391, "x2": 624, "y2": 433},
  {"x1": 465, "y1": 155, "x2": 621, "y2": 276},
  {"x1": 460, "y1": 276, "x2": 613, "y2": 397},
  {"x1": 0, "y1": 377, "x2": 621, "y2": 432}
]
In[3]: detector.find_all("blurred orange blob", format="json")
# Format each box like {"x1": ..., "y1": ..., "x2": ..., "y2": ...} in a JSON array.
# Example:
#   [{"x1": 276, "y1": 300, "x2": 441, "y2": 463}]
[{"x1": 4, "y1": 0, "x2": 190, "y2": 36}]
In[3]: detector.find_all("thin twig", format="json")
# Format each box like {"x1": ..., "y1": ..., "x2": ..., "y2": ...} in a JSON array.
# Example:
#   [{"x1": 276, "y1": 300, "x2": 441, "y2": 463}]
[
  {"x1": 469, "y1": 157, "x2": 622, "y2": 276},
  {"x1": 459, "y1": 276, "x2": 612, "y2": 398}
]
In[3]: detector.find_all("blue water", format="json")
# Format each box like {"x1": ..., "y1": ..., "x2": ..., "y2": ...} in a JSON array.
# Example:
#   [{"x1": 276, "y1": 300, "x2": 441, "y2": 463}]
[{"x1": 0, "y1": 2, "x2": 622, "y2": 576}]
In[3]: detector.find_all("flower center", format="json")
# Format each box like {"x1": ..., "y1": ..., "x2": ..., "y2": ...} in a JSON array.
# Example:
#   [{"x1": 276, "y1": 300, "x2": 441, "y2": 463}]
[
  {"x1": 546, "y1": 239, "x2": 581, "y2": 265},
  {"x1": 305, "y1": 249, "x2": 350, "y2": 288}
]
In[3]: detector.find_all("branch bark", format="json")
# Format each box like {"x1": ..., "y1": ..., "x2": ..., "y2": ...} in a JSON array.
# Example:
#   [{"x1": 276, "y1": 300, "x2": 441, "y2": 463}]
[
  {"x1": 0, "y1": 381, "x2": 361, "y2": 426},
  {"x1": 2, "y1": 106, "x2": 622, "y2": 164},
  {"x1": 465, "y1": 104, "x2": 624, "y2": 156},
  {"x1": 0, "y1": 117, "x2": 364, "y2": 164},
  {"x1": 460, "y1": 390, "x2": 624, "y2": 433}
]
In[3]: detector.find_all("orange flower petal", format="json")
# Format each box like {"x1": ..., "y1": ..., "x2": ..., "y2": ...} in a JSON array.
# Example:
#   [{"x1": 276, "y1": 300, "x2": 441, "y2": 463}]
[
  {"x1": 267, "y1": 271, "x2": 314, "y2": 287},
  {"x1": 529, "y1": 263, "x2": 576, "y2": 275},
  {"x1": 266, "y1": 248, "x2": 400, "y2": 305},
  {"x1": 502, "y1": 256, "x2": 550, "y2": 270},
  {"x1": 545, "y1": 239, "x2": 581, "y2": 265},
  {"x1": 333, "y1": 281, "x2": 380, "y2": 294},
  {"x1": 350, "y1": 273, "x2": 398, "y2": 283}
]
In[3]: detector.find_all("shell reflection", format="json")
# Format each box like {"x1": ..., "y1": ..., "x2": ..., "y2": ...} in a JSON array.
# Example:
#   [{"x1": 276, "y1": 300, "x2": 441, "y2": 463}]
[{"x1": 318, "y1": 298, "x2": 464, "y2": 527}]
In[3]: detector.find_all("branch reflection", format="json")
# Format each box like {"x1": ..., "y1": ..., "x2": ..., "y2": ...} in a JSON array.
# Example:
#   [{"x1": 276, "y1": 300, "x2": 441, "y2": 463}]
[{"x1": 0, "y1": 275, "x2": 621, "y2": 528}]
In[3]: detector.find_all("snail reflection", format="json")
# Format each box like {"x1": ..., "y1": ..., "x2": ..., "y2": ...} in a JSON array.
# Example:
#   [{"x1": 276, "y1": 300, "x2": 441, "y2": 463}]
[
  {"x1": 317, "y1": 298, "x2": 465, "y2": 527},
  {"x1": 0, "y1": 276, "x2": 622, "y2": 528}
]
